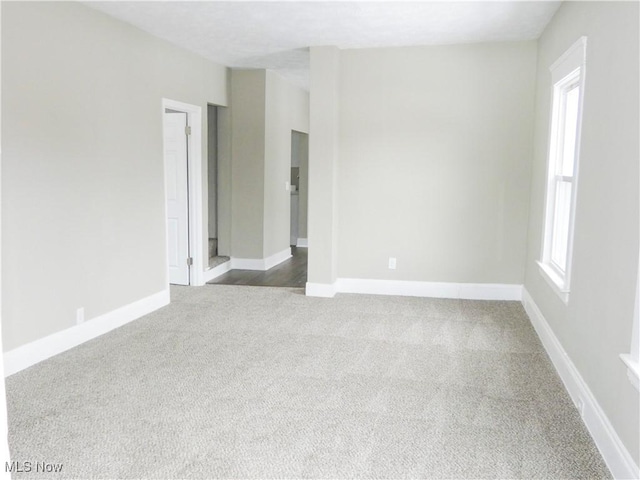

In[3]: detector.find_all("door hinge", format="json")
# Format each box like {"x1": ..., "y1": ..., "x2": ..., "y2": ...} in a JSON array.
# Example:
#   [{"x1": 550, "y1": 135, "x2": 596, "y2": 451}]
[
  {"x1": 187, "y1": 257, "x2": 193, "y2": 266},
  {"x1": 185, "y1": 125, "x2": 192, "y2": 136}
]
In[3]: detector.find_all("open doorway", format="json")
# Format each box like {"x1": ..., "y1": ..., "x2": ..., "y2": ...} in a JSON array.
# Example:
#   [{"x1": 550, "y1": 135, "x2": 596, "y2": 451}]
[
  {"x1": 290, "y1": 130, "x2": 309, "y2": 248},
  {"x1": 207, "y1": 104, "x2": 230, "y2": 270},
  {"x1": 208, "y1": 129, "x2": 309, "y2": 288}
]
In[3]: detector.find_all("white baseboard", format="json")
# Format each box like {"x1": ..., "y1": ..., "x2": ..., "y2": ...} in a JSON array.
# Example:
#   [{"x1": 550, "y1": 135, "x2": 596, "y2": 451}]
[
  {"x1": 230, "y1": 257, "x2": 264, "y2": 270},
  {"x1": 296, "y1": 238, "x2": 308, "y2": 247},
  {"x1": 522, "y1": 288, "x2": 639, "y2": 480},
  {"x1": 305, "y1": 282, "x2": 337, "y2": 298},
  {"x1": 335, "y1": 278, "x2": 522, "y2": 300},
  {"x1": 264, "y1": 248, "x2": 292, "y2": 270},
  {"x1": 305, "y1": 279, "x2": 521, "y2": 301},
  {"x1": 3, "y1": 288, "x2": 170, "y2": 377},
  {"x1": 231, "y1": 247, "x2": 291, "y2": 271},
  {"x1": 203, "y1": 260, "x2": 232, "y2": 283}
]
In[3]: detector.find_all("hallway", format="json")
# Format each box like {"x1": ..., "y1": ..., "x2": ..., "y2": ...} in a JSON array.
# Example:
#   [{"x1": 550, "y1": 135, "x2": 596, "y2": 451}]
[{"x1": 207, "y1": 247, "x2": 307, "y2": 288}]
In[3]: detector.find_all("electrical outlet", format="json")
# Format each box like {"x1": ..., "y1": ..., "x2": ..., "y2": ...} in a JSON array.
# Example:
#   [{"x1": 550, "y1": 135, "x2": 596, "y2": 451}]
[
  {"x1": 576, "y1": 398, "x2": 585, "y2": 417},
  {"x1": 285, "y1": 181, "x2": 290, "y2": 191},
  {"x1": 388, "y1": 257, "x2": 397, "y2": 270},
  {"x1": 76, "y1": 307, "x2": 85, "y2": 325}
]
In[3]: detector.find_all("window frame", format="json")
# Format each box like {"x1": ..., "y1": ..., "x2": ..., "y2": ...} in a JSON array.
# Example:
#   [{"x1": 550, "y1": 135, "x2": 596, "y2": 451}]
[
  {"x1": 538, "y1": 37, "x2": 587, "y2": 304},
  {"x1": 620, "y1": 262, "x2": 639, "y2": 391}
]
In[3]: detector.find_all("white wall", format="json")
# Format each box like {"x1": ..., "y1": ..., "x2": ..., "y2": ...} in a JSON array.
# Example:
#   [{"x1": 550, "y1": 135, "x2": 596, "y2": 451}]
[
  {"x1": 264, "y1": 71, "x2": 309, "y2": 258},
  {"x1": 230, "y1": 70, "x2": 267, "y2": 259},
  {"x1": 1, "y1": 2, "x2": 229, "y2": 351},
  {"x1": 524, "y1": 1, "x2": 639, "y2": 467},
  {"x1": 307, "y1": 46, "x2": 341, "y2": 289},
  {"x1": 331, "y1": 42, "x2": 536, "y2": 284},
  {"x1": 217, "y1": 99, "x2": 232, "y2": 257},
  {"x1": 264, "y1": 71, "x2": 294, "y2": 257},
  {"x1": 230, "y1": 69, "x2": 309, "y2": 261},
  {"x1": 0, "y1": 1, "x2": 13, "y2": 472}
]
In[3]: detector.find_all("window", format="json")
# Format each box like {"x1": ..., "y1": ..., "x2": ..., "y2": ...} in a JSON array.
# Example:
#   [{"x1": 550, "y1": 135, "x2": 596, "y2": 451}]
[{"x1": 538, "y1": 37, "x2": 587, "y2": 303}]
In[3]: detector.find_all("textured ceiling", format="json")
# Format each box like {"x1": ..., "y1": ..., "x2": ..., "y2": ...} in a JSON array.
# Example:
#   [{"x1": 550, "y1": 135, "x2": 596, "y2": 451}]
[{"x1": 87, "y1": 1, "x2": 561, "y2": 90}]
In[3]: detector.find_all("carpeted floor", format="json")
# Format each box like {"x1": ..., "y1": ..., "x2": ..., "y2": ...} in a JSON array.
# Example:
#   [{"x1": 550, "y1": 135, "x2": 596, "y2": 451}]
[{"x1": 6, "y1": 285, "x2": 610, "y2": 479}]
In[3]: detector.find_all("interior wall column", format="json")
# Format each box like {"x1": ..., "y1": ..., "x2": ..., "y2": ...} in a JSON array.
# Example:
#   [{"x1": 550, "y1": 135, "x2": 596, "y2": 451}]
[{"x1": 306, "y1": 46, "x2": 340, "y2": 296}]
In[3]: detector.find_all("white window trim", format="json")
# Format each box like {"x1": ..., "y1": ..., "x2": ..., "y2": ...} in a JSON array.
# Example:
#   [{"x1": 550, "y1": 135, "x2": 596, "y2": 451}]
[
  {"x1": 620, "y1": 260, "x2": 640, "y2": 391},
  {"x1": 537, "y1": 260, "x2": 570, "y2": 303},
  {"x1": 539, "y1": 36, "x2": 587, "y2": 305}
]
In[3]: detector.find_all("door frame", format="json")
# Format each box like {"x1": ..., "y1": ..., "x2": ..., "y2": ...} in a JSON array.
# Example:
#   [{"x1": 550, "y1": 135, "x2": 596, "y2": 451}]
[{"x1": 162, "y1": 98, "x2": 205, "y2": 286}]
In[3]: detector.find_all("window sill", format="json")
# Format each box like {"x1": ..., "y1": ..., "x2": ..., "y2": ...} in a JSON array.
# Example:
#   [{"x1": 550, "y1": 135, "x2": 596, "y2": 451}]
[
  {"x1": 620, "y1": 354, "x2": 640, "y2": 392},
  {"x1": 537, "y1": 261, "x2": 570, "y2": 304}
]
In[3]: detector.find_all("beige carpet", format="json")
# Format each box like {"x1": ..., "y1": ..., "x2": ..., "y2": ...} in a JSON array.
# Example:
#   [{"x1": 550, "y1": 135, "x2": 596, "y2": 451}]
[{"x1": 6, "y1": 285, "x2": 610, "y2": 478}]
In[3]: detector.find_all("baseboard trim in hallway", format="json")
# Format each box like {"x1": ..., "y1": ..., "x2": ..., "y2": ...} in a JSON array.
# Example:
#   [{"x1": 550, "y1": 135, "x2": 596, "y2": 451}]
[
  {"x1": 230, "y1": 247, "x2": 292, "y2": 271},
  {"x1": 209, "y1": 247, "x2": 307, "y2": 288},
  {"x1": 3, "y1": 288, "x2": 170, "y2": 377},
  {"x1": 203, "y1": 259, "x2": 232, "y2": 283},
  {"x1": 522, "y1": 288, "x2": 639, "y2": 480}
]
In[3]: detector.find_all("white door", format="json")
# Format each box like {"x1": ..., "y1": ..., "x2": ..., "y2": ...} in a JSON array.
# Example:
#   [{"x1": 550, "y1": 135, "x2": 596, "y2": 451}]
[{"x1": 164, "y1": 111, "x2": 190, "y2": 285}]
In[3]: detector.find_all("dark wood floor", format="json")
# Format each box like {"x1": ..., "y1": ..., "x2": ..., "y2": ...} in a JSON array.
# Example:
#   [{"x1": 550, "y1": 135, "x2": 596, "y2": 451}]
[{"x1": 207, "y1": 247, "x2": 307, "y2": 288}]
